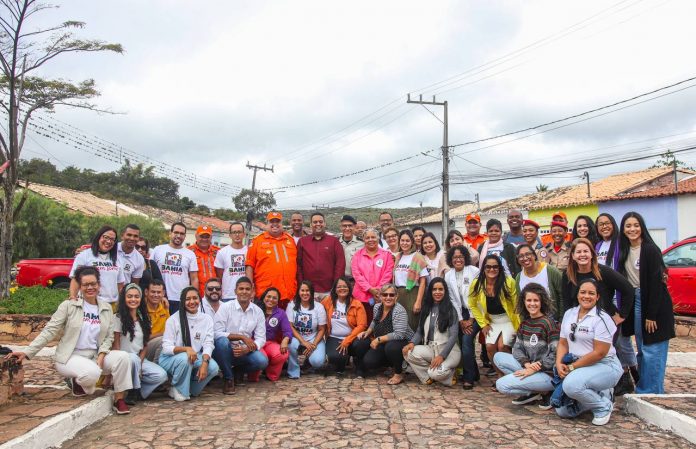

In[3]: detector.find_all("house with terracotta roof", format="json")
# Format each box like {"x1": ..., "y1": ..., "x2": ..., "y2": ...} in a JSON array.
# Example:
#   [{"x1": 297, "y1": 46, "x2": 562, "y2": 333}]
[
  {"x1": 527, "y1": 167, "x2": 695, "y2": 239},
  {"x1": 597, "y1": 173, "x2": 696, "y2": 248}
]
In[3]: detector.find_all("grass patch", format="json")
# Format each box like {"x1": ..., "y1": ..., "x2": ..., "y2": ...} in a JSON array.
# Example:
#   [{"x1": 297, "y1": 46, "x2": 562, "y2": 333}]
[{"x1": 0, "y1": 286, "x2": 67, "y2": 315}]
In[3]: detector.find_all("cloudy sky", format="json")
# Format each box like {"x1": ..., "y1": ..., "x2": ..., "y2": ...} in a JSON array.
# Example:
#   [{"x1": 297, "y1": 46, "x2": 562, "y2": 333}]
[{"x1": 18, "y1": 0, "x2": 696, "y2": 210}]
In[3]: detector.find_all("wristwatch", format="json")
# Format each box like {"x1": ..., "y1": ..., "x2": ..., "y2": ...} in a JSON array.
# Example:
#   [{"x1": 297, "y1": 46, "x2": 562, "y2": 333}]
[{"x1": 568, "y1": 364, "x2": 575, "y2": 371}]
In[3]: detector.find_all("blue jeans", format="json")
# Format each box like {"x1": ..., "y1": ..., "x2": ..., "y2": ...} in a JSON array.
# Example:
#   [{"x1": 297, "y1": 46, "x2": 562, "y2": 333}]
[
  {"x1": 126, "y1": 352, "x2": 168, "y2": 399},
  {"x1": 212, "y1": 337, "x2": 269, "y2": 380},
  {"x1": 494, "y1": 352, "x2": 554, "y2": 395},
  {"x1": 555, "y1": 356, "x2": 622, "y2": 419},
  {"x1": 158, "y1": 352, "x2": 219, "y2": 398},
  {"x1": 287, "y1": 337, "x2": 326, "y2": 378},
  {"x1": 634, "y1": 288, "x2": 670, "y2": 394},
  {"x1": 461, "y1": 319, "x2": 481, "y2": 383},
  {"x1": 612, "y1": 293, "x2": 638, "y2": 368}
]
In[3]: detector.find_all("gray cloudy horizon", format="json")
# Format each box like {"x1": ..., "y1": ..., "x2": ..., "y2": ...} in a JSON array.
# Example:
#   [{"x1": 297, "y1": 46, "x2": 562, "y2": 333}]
[{"x1": 20, "y1": 0, "x2": 696, "y2": 211}]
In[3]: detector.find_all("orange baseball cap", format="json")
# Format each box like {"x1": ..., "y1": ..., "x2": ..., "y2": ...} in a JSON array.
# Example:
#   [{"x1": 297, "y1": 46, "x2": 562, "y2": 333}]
[
  {"x1": 267, "y1": 211, "x2": 282, "y2": 221},
  {"x1": 196, "y1": 225, "x2": 212, "y2": 236},
  {"x1": 552, "y1": 211, "x2": 567, "y2": 220},
  {"x1": 465, "y1": 213, "x2": 481, "y2": 223}
]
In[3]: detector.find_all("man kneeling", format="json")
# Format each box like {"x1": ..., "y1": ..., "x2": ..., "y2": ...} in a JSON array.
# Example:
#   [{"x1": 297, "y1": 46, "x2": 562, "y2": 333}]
[{"x1": 213, "y1": 277, "x2": 268, "y2": 394}]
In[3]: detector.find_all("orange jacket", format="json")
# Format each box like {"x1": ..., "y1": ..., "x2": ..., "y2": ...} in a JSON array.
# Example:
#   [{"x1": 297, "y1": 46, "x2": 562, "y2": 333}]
[
  {"x1": 540, "y1": 232, "x2": 572, "y2": 246},
  {"x1": 189, "y1": 243, "x2": 220, "y2": 297},
  {"x1": 321, "y1": 296, "x2": 368, "y2": 347},
  {"x1": 464, "y1": 233, "x2": 487, "y2": 250},
  {"x1": 246, "y1": 232, "x2": 298, "y2": 302}
]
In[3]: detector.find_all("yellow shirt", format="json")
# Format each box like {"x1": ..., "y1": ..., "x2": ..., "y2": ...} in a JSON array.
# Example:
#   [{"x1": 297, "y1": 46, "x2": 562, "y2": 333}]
[{"x1": 147, "y1": 301, "x2": 170, "y2": 336}]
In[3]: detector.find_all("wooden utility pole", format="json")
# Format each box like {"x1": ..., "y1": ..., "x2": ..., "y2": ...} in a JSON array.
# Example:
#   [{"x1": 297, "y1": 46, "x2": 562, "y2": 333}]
[
  {"x1": 407, "y1": 94, "x2": 449, "y2": 244},
  {"x1": 245, "y1": 162, "x2": 274, "y2": 231}
]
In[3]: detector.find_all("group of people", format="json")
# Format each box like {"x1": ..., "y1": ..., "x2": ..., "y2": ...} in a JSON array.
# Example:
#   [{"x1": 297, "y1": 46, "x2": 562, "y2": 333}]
[{"x1": 6, "y1": 209, "x2": 675, "y2": 426}]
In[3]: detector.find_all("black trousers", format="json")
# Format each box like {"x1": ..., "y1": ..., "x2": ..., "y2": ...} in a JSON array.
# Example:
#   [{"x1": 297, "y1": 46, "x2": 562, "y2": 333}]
[
  {"x1": 326, "y1": 336, "x2": 357, "y2": 373},
  {"x1": 353, "y1": 338, "x2": 409, "y2": 375}
]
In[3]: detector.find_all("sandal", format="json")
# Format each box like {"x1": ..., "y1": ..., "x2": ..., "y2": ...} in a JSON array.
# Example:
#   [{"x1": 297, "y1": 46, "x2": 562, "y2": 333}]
[
  {"x1": 387, "y1": 374, "x2": 404, "y2": 385},
  {"x1": 462, "y1": 382, "x2": 474, "y2": 390},
  {"x1": 424, "y1": 378, "x2": 434, "y2": 385}
]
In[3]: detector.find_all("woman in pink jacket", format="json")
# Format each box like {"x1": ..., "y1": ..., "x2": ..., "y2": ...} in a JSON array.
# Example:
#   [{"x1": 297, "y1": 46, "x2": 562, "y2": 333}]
[{"x1": 351, "y1": 228, "x2": 395, "y2": 322}]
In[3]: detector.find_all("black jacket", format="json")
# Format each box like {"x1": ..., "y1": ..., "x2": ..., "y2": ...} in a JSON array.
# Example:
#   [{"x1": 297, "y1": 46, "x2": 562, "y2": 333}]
[{"x1": 620, "y1": 242, "x2": 675, "y2": 344}]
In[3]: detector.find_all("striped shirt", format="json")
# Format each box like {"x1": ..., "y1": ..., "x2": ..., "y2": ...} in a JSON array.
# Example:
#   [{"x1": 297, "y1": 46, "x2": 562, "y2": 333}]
[
  {"x1": 370, "y1": 302, "x2": 414, "y2": 341},
  {"x1": 511, "y1": 315, "x2": 559, "y2": 373}
]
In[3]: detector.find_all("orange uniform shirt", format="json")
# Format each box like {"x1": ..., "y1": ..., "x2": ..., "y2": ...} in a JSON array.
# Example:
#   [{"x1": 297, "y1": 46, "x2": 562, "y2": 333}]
[
  {"x1": 463, "y1": 233, "x2": 487, "y2": 250},
  {"x1": 540, "y1": 232, "x2": 572, "y2": 246},
  {"x1": 245, "y1": 232, "x2": 298, "y2": 305},
  {"x1": 189, "y1": 243, "x2": 220, "y2": 297}
]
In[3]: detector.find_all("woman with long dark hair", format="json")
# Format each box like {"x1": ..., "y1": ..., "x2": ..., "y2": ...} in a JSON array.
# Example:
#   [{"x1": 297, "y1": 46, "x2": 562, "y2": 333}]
[
  {"x1": 158, "y1": 286, "x2": 219, "y2": 401},
  {"x1": 515, "y1": 244, "x2": 563, "y2": 318},
  {"x1": 412, "y1": 226, "x2": 426, "y2": 252},
  {"x1": 257, "y1": 287, "x2": 292, "y2": 382},
  {"x1": 618, "y1": 212, "x2": 675, "y2": 394},
  {"x1": 403, "y1": 277, "x2": 460, "y2": 386},
  {"x1": 113, "y1": 284, "x2": 167, "y2": 404},
  {"x1": 69, "y1": 225, "x2": 125, "y2": 309},
  {"x1": 595, "y1": 212, "x2": 639, "y2": 395},
  {"x1": 437, "y1": 229, "x2": 480, "y2": 276},
  {"x1": 286, "y1": 281, "x2": 327, "y2": 379},
  {"x1": 572, "y1": 215, "x2": 599, "y2": 245},
  {"x1": 321, "y1": 277, "x2": 367, "y2": 375},
  {"x1": 393, "y1": 230, "x2": 429, "y2": 330},
  {"x1": 495, "y1": 283, "x2": 558, "y2": 408},
  {"x1": 469, "y1": 254, "x2": 520, "y2": 380},
  {"x1": 420, "y1": 232, "x2": 444, "y2": 280}
]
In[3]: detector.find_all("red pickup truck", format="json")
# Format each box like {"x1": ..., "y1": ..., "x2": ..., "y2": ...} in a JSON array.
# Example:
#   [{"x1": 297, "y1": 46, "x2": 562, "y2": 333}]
[{"x1": 15, "y1": 258, "x2": 74, "y2": 289}]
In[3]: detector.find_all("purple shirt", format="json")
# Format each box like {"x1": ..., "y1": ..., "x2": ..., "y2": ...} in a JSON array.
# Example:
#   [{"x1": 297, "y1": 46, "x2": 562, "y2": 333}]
[{"x1": 265, "y1": 307, "x2": 292, "y2": 343}]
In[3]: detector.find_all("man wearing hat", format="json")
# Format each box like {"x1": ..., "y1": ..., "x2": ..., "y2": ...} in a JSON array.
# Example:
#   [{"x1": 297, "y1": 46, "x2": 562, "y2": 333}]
[
  {"x1": 297, "y1": 212, "x2": 346, "y2": 298},
  {"x1": 245, "y1": 211, "x2": 298, "y2": 309},
  {"x1": 541, "y1": 211, "x2": 573, "y2": 246},
  {"x1": 463, "y1": 213, "x2": 487, "y2": 249},
  {"x1": 189, "y1": 224, "x2": 221, "y2": 297},
  {"x1": 541, "y1": 221, "x2": 572, "y2": 271},
  {"x1": 339, "y1": 215, "x2": 364, "y2": 281}
]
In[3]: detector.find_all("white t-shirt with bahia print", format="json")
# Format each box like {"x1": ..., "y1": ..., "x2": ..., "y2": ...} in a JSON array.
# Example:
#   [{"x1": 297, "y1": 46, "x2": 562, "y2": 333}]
[
  {"x1": 286, "y1": 301, "x2": 327, "y2": 342},
  {"x1": 150, "y1": 244, "x2": 198, "y2": 302},
  {"x1": 214, "y1": 244, "x2": 247, "y2": 299},
  {"x1": 70, "y1": 251, "x2": 125, "y2": 303}
]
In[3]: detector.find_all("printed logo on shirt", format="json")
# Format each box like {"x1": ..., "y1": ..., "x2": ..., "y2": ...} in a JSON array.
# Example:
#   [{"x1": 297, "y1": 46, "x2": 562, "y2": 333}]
[
  {"x1": 268, "y1": 317, "x2": 278, "y2": 327},
  {"x1": 332, "y1": 309, "x2": 346, "y2": 320},
  {"x1": 194, "y1": 332, "x2": 201, "y2": 341},
  {"x1": 91, "y1": 260, "x2": 119, "y2": 272},
  {"x1": 539, "y1": 249, "x2": 548, "y2": 259},
  {"x1": 376, "y1": 259, "x2": 384, "y2": 268},
  {"x1": 635, "y1": 258, "x2": 640, "y2": 270},
  {"x1": 294, "y1": 311, "x2": 314, "y2": 337},
  {"x1": 228, "y1": 254, "x2": 246, "y2": 275},
  {"x1": 161, "y1": 252, "x2": 185, "y2": 275},
  {"x1": 529, "y1": 333, "x2": 539, "y2": 346},
  {"x1": 577, "y1": 325, "x2": 590, "y2": 335},
  {"x1": 83, "y1": 311, "x2": 100, "y2": 325}
]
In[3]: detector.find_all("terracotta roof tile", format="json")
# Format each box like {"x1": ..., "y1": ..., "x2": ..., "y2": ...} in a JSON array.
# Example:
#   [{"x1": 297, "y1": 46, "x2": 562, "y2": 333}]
[{"x1": 604, "y1": 174, "x2": 696, "y2": 200}]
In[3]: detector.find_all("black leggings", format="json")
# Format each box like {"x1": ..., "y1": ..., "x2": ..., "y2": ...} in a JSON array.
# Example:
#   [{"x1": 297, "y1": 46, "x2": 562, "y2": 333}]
[
  {"x1": 326, "y1": 337, "x2": 357, "y2": 373},
  {"x1": 353, "y1": 338, "x2": 408, "y2": 375}
]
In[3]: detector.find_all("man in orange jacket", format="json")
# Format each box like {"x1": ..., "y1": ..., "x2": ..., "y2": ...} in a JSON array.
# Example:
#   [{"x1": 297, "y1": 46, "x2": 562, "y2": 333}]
[
  {"x1": 540, "y1": 211, "x2": 573, "y2": 246},
  {"x1": 189, "y1": 225, "x2": 220, "y2": 297}
]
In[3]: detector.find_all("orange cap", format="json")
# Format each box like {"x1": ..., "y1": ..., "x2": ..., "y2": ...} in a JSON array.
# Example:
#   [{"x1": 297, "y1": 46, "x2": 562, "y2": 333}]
[
  {"x1": 465, "y1": 213, "x2": 481, "y2": 223},
  {"x1": 552, "y1": 211, "x2": 567, "y2": 221},
  {"x1": 196, "y1": 225, "x2": 212, "y2": 236},
  {"x1": 266, "y1": 211, "x2": 282, "y2": 221}
]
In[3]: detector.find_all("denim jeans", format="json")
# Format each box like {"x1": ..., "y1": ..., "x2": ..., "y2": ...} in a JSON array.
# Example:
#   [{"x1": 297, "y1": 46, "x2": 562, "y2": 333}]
[
  {"x1": 158, "y1": 352, "x2": 219, "y2": 398},
  {"x1": 287, "y1": 337, "x2": 326, "y2": 378},
  {"x1": 633, "y1": 288, "x2": 670, "y2": 394},
  {"x1": 460, "y1": 319, "x2": 482, "y2": 383},
  {"x1": 494, "y1": 352, "x2": 554, "y2": 395},
  {"x1": 126, "y1": 352, "x2": 168, "y2": 399},
  {"x1": 555, "y1": 356, "x2": 622, "y2": 419},
  {"x1": 612, "y1": 292, "x2": 638, "y2": 368},
  {"x1": 212, "y1": 337, "x2": 269, "y2": 380}
]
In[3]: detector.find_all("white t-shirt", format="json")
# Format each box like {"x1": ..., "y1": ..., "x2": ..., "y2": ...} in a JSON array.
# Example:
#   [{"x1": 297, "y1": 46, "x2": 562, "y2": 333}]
[
  {"x1": 560, "y1": 306, "x2": 616, "y2": 358},
  {"x1": 214, "y1": 245, "x2": 247, "y2": 299},
  {"x1": 75, "y1": 301, "x2": 101, "y2": 350},
  {"x1": 425, "y1": 250, "x2": 444, "y2": 280},
  {"x1": 150, "y1": 245, "x2": 198, "y2": 302},
  {"x1": 519, "y1": 264, "x2": 550, "y2": 294},
  {"x1": 113, "y1": 315, "x2": 144, "y2": 354},
  {"x1": 117, "y1": 242, "x2": 145, "y2": 283},
  {"x1": 596, "y1": 240, "x2": 611, "y2": 266},
  {"x1": 70, "y1": 251, "x2": 125, "y2": 303},
  {"x1": 286, "y1": 301, "x2": 327, "y2": 341},
  {"x1": 394, "y1": 253, "x2": 428, "y2": 288},
  {"x1": 330, "y1": 301, "x2": 352, "y2": 339}
]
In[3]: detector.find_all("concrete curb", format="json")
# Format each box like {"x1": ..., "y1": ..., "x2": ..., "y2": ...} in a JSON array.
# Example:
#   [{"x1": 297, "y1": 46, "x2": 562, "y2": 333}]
[
  {"x1": 667, "y1": 352, "x2": 696, "y2": 368},
  {"x1": 624, "y1": 394, "x2": 696, "y2": 445},
  {"x1": 0, "y1": 391, "x2": 113, "y2": 449}
]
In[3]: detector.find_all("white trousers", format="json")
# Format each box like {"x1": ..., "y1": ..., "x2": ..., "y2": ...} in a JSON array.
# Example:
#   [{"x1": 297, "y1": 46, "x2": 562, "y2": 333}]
[
  {"x1": 55, "y1": 348, "x2": 132, "y2": 394},
  {"x1": 406, "y1": 342, "x2": 461, "y2": 386}
]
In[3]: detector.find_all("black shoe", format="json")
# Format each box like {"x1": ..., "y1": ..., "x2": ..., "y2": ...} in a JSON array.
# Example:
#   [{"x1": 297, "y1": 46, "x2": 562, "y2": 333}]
[
  {"x1": 125, "y1": 389, "x2": 139, "y2": 406},
  {"x1": 511, "y1": 393, "x2": 542, "y2": 405},
  {"x1": 481, "y1": 361, "x2": 492, "y2": 369},
  {"x1": 538, "y1": 394, "x2": 552, "y2": 410},
  {"x1": 234, "y1": 371, "x2": 246, "y2": 386},
  {"x1": 629, "y1": 365, "x2": 640, "y2": 384},
  {"x1": 484, "y1": 367, "x2": 497, "y2": 377},
  {"x1": 614, "y1": 372, "x2": 635, "y2": 397}
]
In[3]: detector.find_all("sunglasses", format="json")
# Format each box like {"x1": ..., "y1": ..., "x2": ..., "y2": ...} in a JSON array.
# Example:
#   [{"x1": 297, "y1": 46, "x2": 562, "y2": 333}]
[
  {"x1": 381, "y1": 293, "x2": 396, "y2": 298},
  {"x1": 135, "y1": 245, "x2": 147, "y2": 250},
  {"x1": 484, "y1": 265, "x2": 500, "y2": 270},
  {"x1": 569, "y1": 323, "x2": 577, "y2": 342},
  {"x1": 206, "y1": 286, "x2": 221, "y2": 292}
]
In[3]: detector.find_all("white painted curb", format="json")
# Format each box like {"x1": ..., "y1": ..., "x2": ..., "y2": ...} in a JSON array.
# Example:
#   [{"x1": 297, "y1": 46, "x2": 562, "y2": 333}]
[
  {"x1": 667, "y1": 352, "x2": 696, "y2": 368},
  {"x1": 0, "y1": 391, "x2": 113, "y2": 449},
  {"x1": 624, "y1": 394, "x2": 696, "y2": 445}
]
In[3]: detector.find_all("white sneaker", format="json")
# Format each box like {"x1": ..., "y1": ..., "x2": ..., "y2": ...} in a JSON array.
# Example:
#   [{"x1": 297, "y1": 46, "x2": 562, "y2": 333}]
[
  {"x1": 592, "y1": 403, "x2": 613, "y2": 426},
  {"x1": 168, "y1": 386, "x2": 190, "y2": 402}
]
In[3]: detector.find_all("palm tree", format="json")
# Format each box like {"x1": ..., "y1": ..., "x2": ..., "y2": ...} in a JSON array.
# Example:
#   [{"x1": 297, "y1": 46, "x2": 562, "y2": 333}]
[{"x1": 536, "y1": 184, "x2": 549, "y2": 192}]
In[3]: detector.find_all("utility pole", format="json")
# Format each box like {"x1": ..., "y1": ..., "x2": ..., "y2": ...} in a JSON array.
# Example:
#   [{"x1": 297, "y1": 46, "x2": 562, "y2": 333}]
[
  {"x1": 419, "y1": 201, "x2": 423, "y2": 223},
  {"x1": 475, "y1": 193, "x2": 480, "y2": 212},
  {"x1": 246, "y1": 162, "x2": 274, "y2": 232},
  {"x1": 582, "y1": 172, "x2": 591, "y2": 198},
  {"x1": 407, "y1": 94, "x2": 449, "y2": 244},
  {"x1": 673, "y1": 158, "x2": 679, "y2": 192}
]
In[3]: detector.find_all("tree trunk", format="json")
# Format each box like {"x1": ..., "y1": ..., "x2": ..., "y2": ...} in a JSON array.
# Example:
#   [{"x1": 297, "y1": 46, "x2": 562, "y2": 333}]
[{"x1": 0, "y1": 186, "x2": 14, "y2": 299}]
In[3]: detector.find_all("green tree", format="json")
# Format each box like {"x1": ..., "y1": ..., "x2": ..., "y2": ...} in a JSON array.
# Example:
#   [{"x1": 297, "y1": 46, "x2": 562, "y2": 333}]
[
  {"x1": 651, "y1": 150, "x2": 693, "y2": 170},
  {"x1": 536, "y1": 184, "x2": 549, "y2": 192},
  {"x1": 0, "y1": 1, "x2": 123, "y2": 297},
  {"x1": 213, "y1": 208, "x2": 244, "y2": 222},
  {"x1": 233, "y1": 189, "x2": 276, "y2": 216}
]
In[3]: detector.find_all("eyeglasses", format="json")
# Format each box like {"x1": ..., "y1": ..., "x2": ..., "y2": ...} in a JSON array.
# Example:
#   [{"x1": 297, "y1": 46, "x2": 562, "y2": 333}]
[
  {"x1": 484, "y1": 265, "x2": 500, "y2": 270},
  {"x1": 81, "y1": 282, "x2": 98, "y2": 288},
  {"x1": 517, "y1": 253, "x2": 534, "y2": 259},
  {"x1": 206, "y1": 286, "x2": 221, "y2": 292},
  {"x1": 452, "y1": 256, "x2": 465, "y2": 260},
  {"x1": 569, "y1": 323, "x2": 577, "y2": 342},
  {"x1": 597, "y1": 221, "x2": 612, "y2": 228},
  {"x1": 381, "y1": 292, "x2": 396, "y2": 298},
  {"x1": 135, "y1": 245, "x2": 147, "y2": 250},
  {"x1": 101, "y1": 235, "x2": 116, "y2": 242}
]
